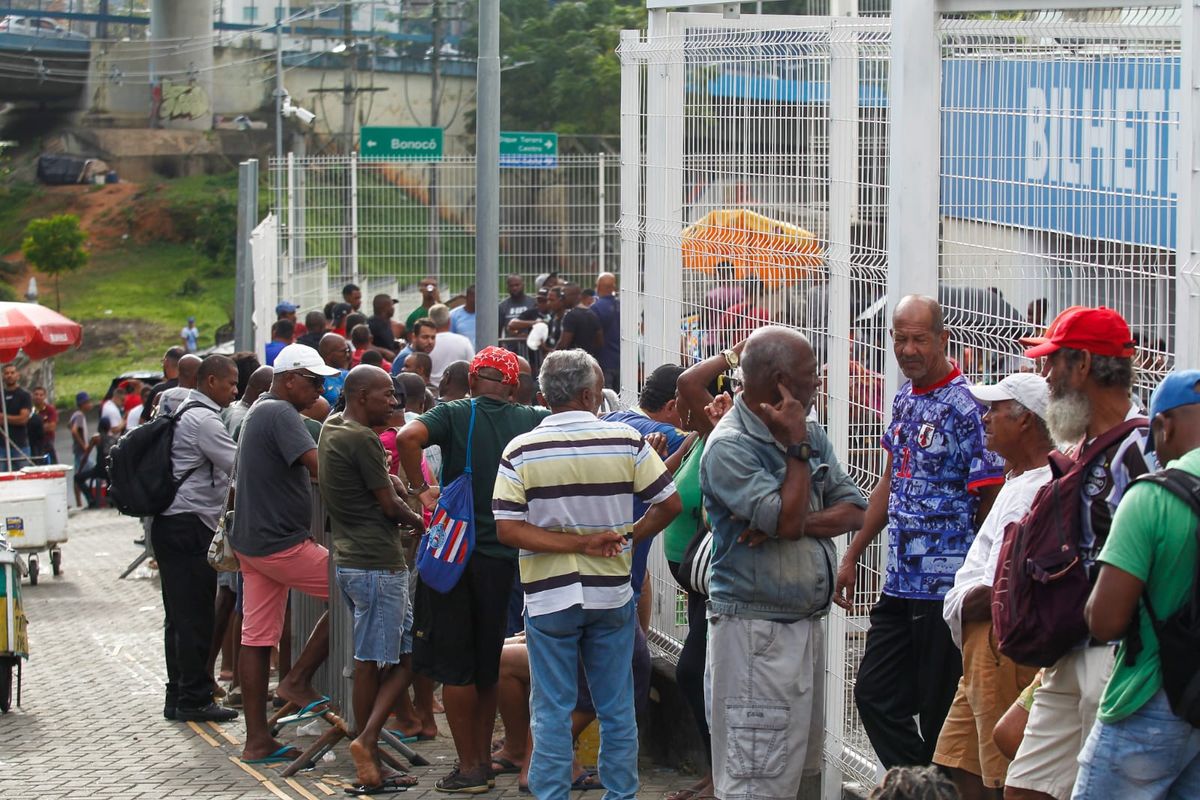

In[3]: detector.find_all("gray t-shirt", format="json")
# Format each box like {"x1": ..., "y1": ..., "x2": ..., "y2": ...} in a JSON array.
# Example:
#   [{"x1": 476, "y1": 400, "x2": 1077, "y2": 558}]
[{"x1": 231, "y1": 393, "x2": 318, "y2": 557}]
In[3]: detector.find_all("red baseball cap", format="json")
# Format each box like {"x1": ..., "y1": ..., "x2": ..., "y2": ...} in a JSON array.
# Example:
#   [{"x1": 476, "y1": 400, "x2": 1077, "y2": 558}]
[
  {"x1": 1018, "y1": 304, "x2": 1084, "y2": 349},
  {"x1": 1022, "y1": 306, "x2": 1136, "y2": 359},
  {"x1": 470, "y1": 346, "x2": 520, "y2": 386}
]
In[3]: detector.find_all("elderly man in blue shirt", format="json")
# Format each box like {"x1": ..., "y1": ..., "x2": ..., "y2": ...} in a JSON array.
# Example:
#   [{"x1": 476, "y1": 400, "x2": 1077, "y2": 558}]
[{"x1": 700, "y1": 326, "x2": 866, "y2": 800}]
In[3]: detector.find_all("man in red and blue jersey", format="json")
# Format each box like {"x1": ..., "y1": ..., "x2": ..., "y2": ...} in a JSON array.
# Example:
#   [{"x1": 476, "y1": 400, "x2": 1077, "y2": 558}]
[{"x1": 833, "y1": 294, "x2": 1005, "y2": 768}]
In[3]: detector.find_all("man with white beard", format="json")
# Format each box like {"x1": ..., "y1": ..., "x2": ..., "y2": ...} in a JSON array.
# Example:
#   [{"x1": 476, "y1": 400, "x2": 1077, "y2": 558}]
[{"x1": 1003, "y1": 306, "x2": 1154, "y2": 800}]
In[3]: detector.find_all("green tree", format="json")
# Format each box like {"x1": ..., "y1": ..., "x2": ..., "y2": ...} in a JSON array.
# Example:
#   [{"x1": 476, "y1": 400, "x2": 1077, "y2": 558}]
[
  {"x1": 21, "y1": 214, "x2": 89, "y2": 310},
  {"x1": 461, "y1": 0, "x2": 646, "y2": 137}
]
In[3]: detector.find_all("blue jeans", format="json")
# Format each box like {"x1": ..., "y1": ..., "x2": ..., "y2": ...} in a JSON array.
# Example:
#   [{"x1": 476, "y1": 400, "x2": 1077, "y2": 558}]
[
  {"x1": 335, "y1": 567, "x2": 409, "y2": 666},
  {"x1": 1073, "y1": 689, "x2": 1200, "y2": 799},
  {"x1": 526, "y1": 600, "x2": 638, "y2": 800}
]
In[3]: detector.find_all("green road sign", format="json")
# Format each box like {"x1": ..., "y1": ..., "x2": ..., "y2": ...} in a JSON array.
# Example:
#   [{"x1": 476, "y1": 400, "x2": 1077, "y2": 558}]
[
  {"x1": 360, "y1": 126, "x2": 444, "y2": 160},
  {"x1": 499, "y1": 131, "x2": 558, "y2": 168}
]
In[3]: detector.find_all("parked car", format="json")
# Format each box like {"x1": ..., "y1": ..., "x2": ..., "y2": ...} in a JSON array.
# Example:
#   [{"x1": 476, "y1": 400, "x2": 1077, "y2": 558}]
[{"x1": 0, "y1": 16, "x2": 88, "y2": 41}]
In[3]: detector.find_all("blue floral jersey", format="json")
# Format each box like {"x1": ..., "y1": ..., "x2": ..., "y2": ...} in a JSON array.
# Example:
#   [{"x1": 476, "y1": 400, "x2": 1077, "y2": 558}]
[{"x1": 880, "y1": 367, "x2": 1004, "y2": 600}]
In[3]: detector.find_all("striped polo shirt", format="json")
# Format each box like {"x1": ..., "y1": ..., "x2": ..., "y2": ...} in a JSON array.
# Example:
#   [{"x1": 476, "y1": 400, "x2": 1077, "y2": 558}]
[{"x1": 492, "y1": 410, "x2": 677, "y2": 617}]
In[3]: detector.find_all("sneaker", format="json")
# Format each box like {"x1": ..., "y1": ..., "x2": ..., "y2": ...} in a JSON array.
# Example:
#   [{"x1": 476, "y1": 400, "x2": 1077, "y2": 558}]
[
  {"x1": 176, "y1": 702, "x2": 239, "y2": 722},
  {"x1": 435, "y1": 767, "x2": 490, "y2": 794}
]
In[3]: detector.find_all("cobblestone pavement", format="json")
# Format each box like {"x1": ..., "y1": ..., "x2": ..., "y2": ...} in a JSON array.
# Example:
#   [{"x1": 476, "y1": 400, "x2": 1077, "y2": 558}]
[{"x1": 0, "y1": 510, "x2": 699, "y2": 799}]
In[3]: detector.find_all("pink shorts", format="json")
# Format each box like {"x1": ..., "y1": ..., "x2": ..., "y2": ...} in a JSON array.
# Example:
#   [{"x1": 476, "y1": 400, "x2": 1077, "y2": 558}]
[{"x1": 237, "y1": 539, "x2": 329, "y2": 648}]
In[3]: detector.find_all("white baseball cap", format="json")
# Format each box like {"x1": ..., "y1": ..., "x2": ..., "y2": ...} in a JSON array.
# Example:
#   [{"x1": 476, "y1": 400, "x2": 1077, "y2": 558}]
[
  {"x1": 273, "y1": 343, "x2": 340, "y2": 376},
  {"x1": 969, "y1": 373, "x2": 1049, "y2": 420}
]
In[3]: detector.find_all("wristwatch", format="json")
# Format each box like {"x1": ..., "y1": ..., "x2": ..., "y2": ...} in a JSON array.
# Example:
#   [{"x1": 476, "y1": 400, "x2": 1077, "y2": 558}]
[
  {"x1": 721, "y1": 349, "x2": 740, "y2": 370},
  {"x1": 786, "y1": 442, "x2": 814, "y2": 461}
]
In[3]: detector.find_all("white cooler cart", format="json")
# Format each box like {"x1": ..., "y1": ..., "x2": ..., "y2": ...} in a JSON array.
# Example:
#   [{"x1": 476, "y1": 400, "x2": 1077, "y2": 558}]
[{"x1": 0, "y1": 466, "x2": 71, "y2": 585}]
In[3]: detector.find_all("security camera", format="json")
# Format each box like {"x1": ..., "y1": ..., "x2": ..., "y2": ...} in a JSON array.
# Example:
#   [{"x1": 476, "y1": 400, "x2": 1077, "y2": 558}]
[
  {"x1": 281, "y1": 97, "x2": 317, "y2": 126},
  {"x1": 291, "y1": 105, "x2": 316, "y2": 126}
]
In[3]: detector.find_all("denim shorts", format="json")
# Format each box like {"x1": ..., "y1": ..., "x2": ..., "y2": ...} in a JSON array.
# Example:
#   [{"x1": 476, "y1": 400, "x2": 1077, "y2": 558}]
[{"x1": 336, "y1": 566, "x2": 409, "y2": 666}]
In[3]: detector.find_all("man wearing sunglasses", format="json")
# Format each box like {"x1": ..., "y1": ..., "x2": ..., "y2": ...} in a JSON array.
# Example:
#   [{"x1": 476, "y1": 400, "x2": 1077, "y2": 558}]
[{"x1": 230, "y1": 343, "x2": 340, "y2": 765}]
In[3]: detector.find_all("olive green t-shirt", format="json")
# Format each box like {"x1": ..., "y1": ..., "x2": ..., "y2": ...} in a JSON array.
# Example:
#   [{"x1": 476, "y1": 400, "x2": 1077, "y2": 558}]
[
  {"x1": 318, "y1": 413, "x2": 404, "y2": 571},
  {"x1": 419, "y1": 396, "x2": 550, "y2": 561},
  {"x1": 1097, "y1": 447, "x2": 1200, "y2": 723}
]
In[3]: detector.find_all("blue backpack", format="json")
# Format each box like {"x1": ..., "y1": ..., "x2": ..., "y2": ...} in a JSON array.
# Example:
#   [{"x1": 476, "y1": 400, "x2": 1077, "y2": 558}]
[{"x1": 416, "y1": 400, "x2": 477, "y2": 593}]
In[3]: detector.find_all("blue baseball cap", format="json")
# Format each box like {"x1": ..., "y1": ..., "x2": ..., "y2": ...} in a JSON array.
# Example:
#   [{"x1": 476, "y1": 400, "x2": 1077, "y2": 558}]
[
  {"x1": 1146, "y1": 370, "x2": 1200, "y2": 451},
  {"x1": 75, "y1": 391, "x2": 90, "y2": 406},
  {"x1": 276, "y1": 301, "x2": 297, "y2": 314}
]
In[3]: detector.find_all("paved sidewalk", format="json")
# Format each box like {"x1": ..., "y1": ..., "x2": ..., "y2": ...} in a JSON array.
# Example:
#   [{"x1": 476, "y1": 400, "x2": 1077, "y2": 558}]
[{"x1": 0, "y1": 510, "x2": 699, "y2": 799}]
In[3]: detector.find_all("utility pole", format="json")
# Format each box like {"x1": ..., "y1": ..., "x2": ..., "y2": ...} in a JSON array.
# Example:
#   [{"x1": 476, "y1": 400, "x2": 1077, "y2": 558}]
[
  {"x1": 475, "y1": 0, "x2": 499, "y2": 349},
  {"x1": 426, "y1": 0, "x2": 443, "y2": 277},
  {"x1": 341, "y1": 0, "x2": 355, "y2": 154}
]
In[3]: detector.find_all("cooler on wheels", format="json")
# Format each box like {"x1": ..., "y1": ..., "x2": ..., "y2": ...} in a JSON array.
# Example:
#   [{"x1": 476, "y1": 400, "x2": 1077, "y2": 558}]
[{"x1": 0, "y1": 537, "x2": 29, "y2": 712}]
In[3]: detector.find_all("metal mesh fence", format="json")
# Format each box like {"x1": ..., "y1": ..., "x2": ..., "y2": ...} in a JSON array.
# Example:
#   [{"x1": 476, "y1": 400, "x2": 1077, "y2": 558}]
[
  {"x1": 619, "y1": 6, "x2": 1189, "y2": 793},
  {"x1": 269, "y1": 153, "x2": 620, "y2": 323}
]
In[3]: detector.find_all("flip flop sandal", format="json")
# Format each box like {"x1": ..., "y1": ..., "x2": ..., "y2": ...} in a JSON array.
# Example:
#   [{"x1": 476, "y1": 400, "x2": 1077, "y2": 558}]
[
  {"x1": 241, "y1": 745, "x2": 302, "y2": 765},
  {"x1": 275, "y1": 696, "x2": 333, "y2": 726},
  {"x1": 345, "y1": 782, "x2": 409, "y2": 796},
  {"x1": 571, "y1": 772, "x2": 605, "y2": 792},
  {"x1": 383, "y1": 730, "x2": 420, "y2": 744},
  {"x1": 490, "y1": 756, "x2": 521, "y2": 776}
]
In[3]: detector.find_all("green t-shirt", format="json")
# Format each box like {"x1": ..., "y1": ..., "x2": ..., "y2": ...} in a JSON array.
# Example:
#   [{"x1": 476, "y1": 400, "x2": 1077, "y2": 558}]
[
  {"x1": 405, "y1": 304, "x2": 432, "y2": 332},
  {"x1": 420, "y1": 396, "x2": 550, "y2": 561},
  {"x1": 1097, "y1": 447, "x2": 1200, "y2": 723},
  {"x1": 317, "y1": 414, "x2": 405, "y2": 571},
  {"x1": 662, "y1": 439, "x2": 706, "y2": 563}
]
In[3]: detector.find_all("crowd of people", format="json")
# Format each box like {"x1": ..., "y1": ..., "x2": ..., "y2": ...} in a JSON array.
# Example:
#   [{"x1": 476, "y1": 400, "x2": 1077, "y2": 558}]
[{"x1": 6, "y1": 279, "x2": 1198, "y2": 800}]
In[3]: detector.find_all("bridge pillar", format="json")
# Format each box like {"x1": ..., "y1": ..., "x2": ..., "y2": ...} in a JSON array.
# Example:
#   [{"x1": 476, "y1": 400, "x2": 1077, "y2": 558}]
[{"x1": 149, "y1": 0, "x2": 213, "y2": 131}]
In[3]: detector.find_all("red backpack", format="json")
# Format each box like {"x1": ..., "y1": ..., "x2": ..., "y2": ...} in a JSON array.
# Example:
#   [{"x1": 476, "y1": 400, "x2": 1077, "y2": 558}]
[{"x1": 992, "y1": 417, "x2": 1148, "y2": 667}]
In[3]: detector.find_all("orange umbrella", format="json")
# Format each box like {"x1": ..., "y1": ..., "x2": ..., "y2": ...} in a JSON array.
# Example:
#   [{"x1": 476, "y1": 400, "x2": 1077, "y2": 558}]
[{"x1": 681, "y1": 208, "x2": 824, "y2": 287}]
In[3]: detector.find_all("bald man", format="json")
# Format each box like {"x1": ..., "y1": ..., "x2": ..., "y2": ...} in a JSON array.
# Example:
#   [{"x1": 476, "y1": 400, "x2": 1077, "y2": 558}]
[
  {"x1": 592, "y1": 273, "x2": 621, "y2": 391},
  {"x1": 835, "y1": 294, "x2": 1005, "y2": 769},
  {"x1": 156, "y1": 354, "x2": 204, "y2": 418},
  {"x1": 318, "y1": 333, "x2": 351, "y2": 406},
  {"x1": 224, "y1": 365, "x2": 273, "y2": 436},
  {"x1": 499, "y1": 274, "x2": 536, "y2": 340}
]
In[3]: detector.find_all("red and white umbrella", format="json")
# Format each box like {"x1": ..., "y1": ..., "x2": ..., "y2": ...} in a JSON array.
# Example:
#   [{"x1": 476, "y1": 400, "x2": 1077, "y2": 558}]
[
  {"x1": 1, "y1": 302, "x2": 82, "y2": 469},
  {"x1": 0, "y1": 302, "x2": 83, "y2": 362}
]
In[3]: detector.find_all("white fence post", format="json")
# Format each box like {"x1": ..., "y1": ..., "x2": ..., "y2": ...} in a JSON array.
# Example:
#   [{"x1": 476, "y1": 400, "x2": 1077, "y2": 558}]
[
  {"x1": 1178, "y1": 1, "x2": 1200, "y2": 368},
  {"x1": 598, "y1": 152, "x2": 607, "y2": 275},
  {"x1": 350, "y1": 151, "x2": 361, "y2": 289},
  {"x1": 885, "y1": 0, "x2": 940, "y2": 398},
  {"x1": 285, "y1": 152, "x2": 296, "y2": 305},
  {"x1": 619, "y1": 28, "x2": 644, "y2": 404}
]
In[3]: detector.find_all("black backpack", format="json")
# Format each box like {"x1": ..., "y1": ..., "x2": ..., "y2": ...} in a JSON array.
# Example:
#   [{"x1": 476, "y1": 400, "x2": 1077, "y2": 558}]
[
  {"x1": 1125, "y1": 468, "x2": 1200, "y2": 727},
  {"x1": 106, "y1": 401, "x2": 206, "y2": 517}
]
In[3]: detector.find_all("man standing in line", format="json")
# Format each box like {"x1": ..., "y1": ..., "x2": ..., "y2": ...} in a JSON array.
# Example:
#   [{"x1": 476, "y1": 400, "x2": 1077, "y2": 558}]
[
  {"x1": 181, "y1": 316, "x2": 200, "y2": 353},
  {"x1": 934, "y1": 374, "x2": 1054, "y2": 797},
  {"x1": 319, "y1": 365, "x2": 425, "y2": 790},
  {"x1": 427, "y1": 304, "x2": 475, "y2": 388},
  {"x1": 31, "y1": 385, "x2": 58, "y2": 464},
  {"x1": 552, "y1": 283, "x2": 603, "y2": 361},
  {"x1": 396, "y1": 347, "x2": 548, "y2": 793},
  {"x1": 390, "y1": 318, "x2": 438, "y2": 377},
  {"x1": 265, "y1": 320, "x2": 295, "y2": 367},
  {"x1": 146, "y1": 346, "x2": 186, "y2": 414},
  {"x1": 405, "y1": 277, "x2": 441, "y2": 332},
  {"x1": 223, "y1": 365, "x2": 273, "y2": 437},
  {"x1": 1003, "y1": 307, "x2": 1152, "y2": 800},
  {"x1": 702, "y1": 327, "x2": 867, "y2": 800},
  {"x1": 231, "y1": 343, "x2": 339, "y2": 764},
  {"x1": 369, "y1": 293, "x2": 400, "y2": 355},
  {"x1": 591, "y1": 273, "x2": 621, "y2": 391},
  {"x1": 156, "y1": 354, "x2": 202, "y2": 419},
  {"x1": 450, "y1": 285, "x2": 477, "y2": 349},
  {"x1": 494, "y1": 349, "x2": 681, "y2": 799},
  {"x1": 155, "y1": 354, "x2": 240, "y2": 723},
  {"x1": 1073, "y1": 370, "x2": 1200, "y2": 799},
  {"x1": 2, "y1": 363, "x2": 32, "y2": 461},
  {"x1": 834, "y1": 294, "x2": 1005, "y2": 768},
  {"x1": 69, "y1": 391, "x2": 93, "y2": 506},
  {"x1": 296, "y1": 311, "x2": 327, "y2": 350},
  {"x1": 318, "y1": 332, "x2": 351, "y2": 407},
  {"x1": 343, "y1": 283, "x2": 363, "y2": 313},
  {"x1": 498, "y1": 274, "x2": 536, "y2": 345}
]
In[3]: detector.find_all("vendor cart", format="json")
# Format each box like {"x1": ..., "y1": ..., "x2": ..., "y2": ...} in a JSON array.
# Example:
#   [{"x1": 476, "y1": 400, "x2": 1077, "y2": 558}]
[
  {"x1": 0, "y1": 536, "x2": 29, "y2": 712},
  {"x1": 0, "y1": 467, "x2": 72, "y2": 584}
]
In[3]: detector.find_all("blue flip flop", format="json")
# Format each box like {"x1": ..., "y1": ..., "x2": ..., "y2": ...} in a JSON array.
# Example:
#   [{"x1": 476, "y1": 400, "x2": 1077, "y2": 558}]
[
  {"x1": 384, "y1": 730, "x2": 420, "y2": 744},
  {"x1": 275, "y1": 696, "x2": 332, "y2": 727},
  {"x1": 241, "y1": 745, "x2": 302, "y2": 764}
]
